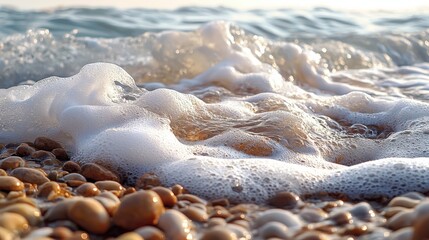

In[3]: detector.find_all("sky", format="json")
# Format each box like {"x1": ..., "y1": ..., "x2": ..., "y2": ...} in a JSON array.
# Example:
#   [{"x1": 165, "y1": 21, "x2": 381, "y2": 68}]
[{"x1": 0, "y1": 0, "x2": 428, "y2": 12}]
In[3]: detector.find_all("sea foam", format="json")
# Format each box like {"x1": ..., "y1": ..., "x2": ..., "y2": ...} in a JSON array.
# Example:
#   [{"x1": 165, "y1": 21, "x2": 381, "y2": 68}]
[{"x1": 1, "y1": 22, "x2": 429, "y2": 202}]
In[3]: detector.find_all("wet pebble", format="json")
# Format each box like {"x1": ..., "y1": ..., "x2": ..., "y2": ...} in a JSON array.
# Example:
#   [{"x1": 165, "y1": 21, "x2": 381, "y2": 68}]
[
  {"x1": 0, "y1": 176, "x2": 24, "y2": 191},
  {"x1": 52, "y1": 148, "x2": 69, "y2": 161},
  {"x1": 80, "y1": 163, "x2": 120, "y2": 182},
  {"x1": 158, "y1": 209, "x2": 195, "y2": 240},
  {"x1": 258, "y1": 221, "x2": 288, "y2": 239},
  {"x1": 0, "y1": 156, "x2": 25, "y2": 170},
  {"x1": 49, "y1": 226, "x2": 74, "y2": 239},
  {"x1": 10, "y1": 167, "x2": 50, "y2": 185},
  {"x1": 117, "y1": 232, "x2": 144, "y2": 240},
  {"x1": 0, "y1": 212, "x2": 29, "y2": 234},
  {"x1": 151, "y1": 186, "x2": 177, "y2": 208},
  {"x1": 254, "y1": 209, "x2": 302, "y2": 228},
  {"x1": 388, "y1": 196, "x2": 420, "y2": 209},
  {"x1": 31, "y1": 150, "x2": 56, "y2": 161},
  {"x1": 15, "y1": 143, "x2": 35, "y2": 156},
  {"x1": 295, "y1": 230, "x2": 330, "y2": 240},
  {"x1": 62, "y1": 161, "x2": 81, "y2": 173},
  {"x1": 171, "y1": 184, "x2": 184, "y2": 196},
  {"x1": 37, "y1": 182, "x2": 61, "y2": 199},
  {"x1": 328, "y1": 211, "x2": 353, "y2": 225},
  {"x1": 34, "y1": 137, "x2": 62, "y2": 151},
  {"x1": 68, "y1": 198, "x2": 110, "y2": 234},
  {"x1": 180, "y1": 205, "x2": 209, "y2": 222},
  {"x1": 95, "y1": 180, "x2": 124, "y2": 196},
  {"x1": 386, "y1": 209, "x2": 414, "y2": 230},
  {"x1": 201, "y1": 226, "x2": 237, "y2": 240},
  {"x1": 268, "y1": 191, "x2": 301, "y2": 209},
  {"x1": 349, "y1": 202, "x2": 375, "y2": 221},
  {"x1": 299, "y1": 207, "x2": 327, "y2": 223},
  {"x1": 0, "y1": 203, "x2": 42, "y2": 225},
  {"x1": 0, "y1": 226, "x2": 14, "y2": 240},
  {"x1": 75, "y1": 183, "x2": 100, "y2": 197},
  {"x1": 62, "y1": 173, "x2": 86, "y2": 182},
  {"x1": 135, "y1": 226, "x2": 166, "y2": 240},
  {"x1": 135, "y1": 173, "x2": 161, "y2": 190},
  {"x1": 113, "y1": 190, "x2": 165, "y2": 230}
]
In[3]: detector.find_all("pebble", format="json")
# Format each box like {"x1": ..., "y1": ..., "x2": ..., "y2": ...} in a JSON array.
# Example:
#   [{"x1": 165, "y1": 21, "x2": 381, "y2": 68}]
[
  {"x1": 62, "y1": 173, "x2": 87, "y2": 182},
  {"x1": 0, "y1": 212, "x2": 29, "y2": 234},
  {"x1": 0, "y1": 156, "x2": 25, "y2": 170},
  {"x1": 75, "y1": 183, "x2": 100, "y2": 197},
  {"x1": 44, "y1": 198, "x2": 82, "y2": 222},
  {"x1": 94, "y1": 191, "x2": 120, "y2": 215},
  {"x1": 62, "y1": 161, "x2": 81, "y2": 173},
  {"x1": 0, "y1": 169, "x2": 7, "y2": 176},
  {"x1": 151, "y1": 186, "x2": 177, "y2": 208},
  {"x1": 158, "y1": 210, "x2": 195, "y2": 240},
  {"x1": 80, "y1": 163, "x2": 120, "y2": 182},
  {"x1": 299, "y1": 208, "x2": 327, "y2": 223},
  {"x1": 0, "y1": 226, "x2": 14, "y2": 240},
  {"x1": 0, "y1": 203, "x2": 42, "y2": 225},
  {"x1": 52, "y1": 148, "x2": 69, "y2": 161},
  {"x1": 254, "y1": 209, "x2": 302, "y2": 228},
  {"x1": 50, "y1": 227, "x2": 74, "y2": 239},
  {"x1": 135, "y1": 226, "x2": 166, "y2": 240},
  {"x1": 226, "y1": 224, "x2": 251, "y2": 239},
  {"x1": 388, "y1": 196, "x2": 420, "y2": 208},
  {"x1": 390, "y1": 227, "x2": 413, "y2": 240},
  {"x1": 171, "y1": 184, "x2": 184, "y2": 196},
  {"x1": 207, "y1": 217, "x2": 227, "y2": 228},
  {"x1": 15, "y1": 143, "x2": 35, "y2": 156},
  {"x1": 258, "y1": 221, "x2": 288, "y2": 239},
  {"x1": 135, "y1": 173, "x2": 161, "y2": 190},
  {"x1": 268, "y1": 191, "x2": 301, "y2": 209},
  {"x1": 95, "y1": 180, "x2": 125, "y2": 194},
  {"x1": 31, "y1": 150, "x2": 56, "y2": 160},
  {"x1": 68, "y1": 198, "x2": 110, "y2": 234},
  {"x1": 34, "y1": 137, "x2": 62, "y2": 151},
  {"x1": 328, "y1": 211, "x2": 353, "y2": 225},
  {"x1": 180, "y1": 206, "x2": 209, "y2": 222},
  {"x1": 10, "y1": 167, "x2": 50, "y2": 185},
  {"x1": 177, "y1": 194, "x2": 207, "y2": 205},
  {"x1": 386, "y1": 209, "x2": 414, "y2": 230},
  {"x1": 0, "y1": 176, "x2": 25, "y2": 191},
  {"x1": 295, "y1": 230, "x2": 330, "y2": 240},
  {"x1": 37, "y1": 182, "x2": 61, "y2": 199},
  {"x1": 201, "y1": 226, "x2": 238, "y2": 240},
  {"x1": 117, "y1": 232, "x2": 144, "y2": 240},
  {"x1": 412, "y1": 212, "x2": 429, "y2": 240},
  {"x1": 349, "y1": 202, "x2": 375, "y2": 221},
  {"x1": 113, "y1": 190, "x2": 165, "y2": 230}
]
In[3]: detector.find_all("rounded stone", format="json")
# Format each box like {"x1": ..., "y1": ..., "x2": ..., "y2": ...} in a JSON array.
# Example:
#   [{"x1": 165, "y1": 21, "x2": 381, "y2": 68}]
[
  {"x1": 268, "y1": 191, "x2": 300, "y2": 209},
  {"x1": 201, "y1": 226, "x2": 238, "y2": 240},
  {"x1": 0, "y1": 212, "x2": 29, "y2": 234},
  {"x1": 113, "y1": 190, "x2": 165, "y2": 230},
  {"x1": 254, "y1": 209, "x2": 302, "y2": 228},
  {"x1": 117, "y1": 232, "x2": 144, "y2": 240},
  {"x1": 44, "y1": 198, "x2": 82, "y2": 222},
  {"x1": 0, "y1": 169, "x2": 7, "y2": 176},
  {"x1": 37, "y1": 182, "x2": 61, "y2": 199},
  {"x1": 80, "y1": 163, "x2": 120, "y2": 182},
  {"x1": 328, "y1": 211, "x2": 353, "y2": 225},
  {"x1": 180, "y1": 206, "x2": 209, "y2": 222},
  {"x1": 94, "y1": 191, "x2": 121, "y2": 216},
  {"x1": 15, "y1": 143, "x2": 35, "y2": 157},
  {"x1": 0, "y1": 203, "x2": 42, "y2": 226},
  {"x1": 158, "y1": 210, "x2": 195, "y2": 240},
  {"x1": 0, "y1": 156, "x2": 25, "y2": 170},
  {"x1": 207, "y1": 217, "x2": 227, "y2": 228},
  {"x1": 50, "y1": 227, "x2": 73, "y2": 239},
  {"x1": 34, "y1": 137, "x2": 62, "y2": 151},
  {"x1": 31, "y1": 150, "x2": 56, "y2": 160},
  {"x1": 171, "y1": 184, "x2": 184, "y2": 196},
  {"x1": 258, "y1": 221, "x2": 288, "y2": 239},
  {"x1": 390, "y1": 227, "x2": 413, "y2": 240},
  {"x1": 388, "y1": 196, "x2": 420, "y2": 209},
  {"x1": 349, "y1": 202, "x2": 375, "y2": 221},
  {"x1": 0, "y1": 226, "x2": 14, "y2": 240},
  {"x1": 62, "y1": 173, "x2": 86, "y2": 182},
  {"x1": 135, "y1": 226, "x2": 166, "y2": 240},
  {"x1": 177, "y1": 194, "x2": 207, "y2": 205},
  {"x1": 135, "y1": 173, "x2": 161, "y2": 190},
  {"x1": 62, "y1": 161, "x2": 81, "y2": 173},
  {"x1": 413, "y1": 213, "x2": 429, "y2": 240},
  {"x1": 75, "y1": 183, "x2": 100, "y2": 197},
  {"x1": 95, "y1": 180, "x2": 124, "y2": 193},
  {"x1": 68, "y1": 198, "x2": 110, "y2": 234},
  {"x1": 299, "y1": 208, "x2": 327, "y2": 223},
  {"x1": 52, "y1": 148, "x2": 69, "y2": 161},
  {"x1": 0, "y1": 176, "x2": 25, "y2": 191},
  {"x1": 10, "y1": 167, "x2": 50, "y2": 185},
  {"x1": 295, "y1": 231, "x2": 330, "y2": 240},
  {"x1": 386, "y1": 209, "x2": 414, "y2": 230},
  {"x1": 151, "y1": 186, "x2": 177, "y2": 208}
]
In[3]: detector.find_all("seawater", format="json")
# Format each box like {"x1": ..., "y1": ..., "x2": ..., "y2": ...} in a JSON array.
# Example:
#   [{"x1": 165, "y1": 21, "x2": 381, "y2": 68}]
[{"x1": 1, "y1": 7, "x2": 429, "y2": 202}]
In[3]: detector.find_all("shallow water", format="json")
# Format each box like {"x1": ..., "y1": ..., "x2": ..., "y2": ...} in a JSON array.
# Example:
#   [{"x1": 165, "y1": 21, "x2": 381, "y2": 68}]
[{"x1": 1, "y1": 7, "x2": 429, "y2": 202}]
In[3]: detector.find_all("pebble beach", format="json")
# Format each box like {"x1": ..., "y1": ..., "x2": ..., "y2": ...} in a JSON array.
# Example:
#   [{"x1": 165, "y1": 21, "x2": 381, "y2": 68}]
[{"x1": 0, "y1": 137, "x2": 428, "y2": 239}]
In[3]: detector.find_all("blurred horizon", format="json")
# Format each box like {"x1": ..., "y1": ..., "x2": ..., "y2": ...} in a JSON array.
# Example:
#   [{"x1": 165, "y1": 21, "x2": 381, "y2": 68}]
[{"x1": 0, "y1": 0, "x2": 428, "y2": 12}]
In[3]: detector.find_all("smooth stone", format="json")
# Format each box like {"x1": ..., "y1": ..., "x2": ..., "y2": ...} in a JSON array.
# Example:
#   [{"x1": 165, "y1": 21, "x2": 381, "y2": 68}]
[
  {"x1": 0, "y1": 203, "x2": 42, "y2": 225},
  {"x1": 201, "y1": 226, "x2": 237, "y2": 240},
  {"x1": 151, "y1": 186, "x2": 177, "y2": 208},
  {"x1": 177, "y1": 194, "x2": 207, "y2": 205},
  {"x1": 384, "y1": 206, "x2": 409, "y2": 219},
  {"x1": 75, "y1": 183, "x2": 100, "y2": 197},
  {"x1": 113, "y1": 190, "x2": 165, "y2": 230},
  {"x1": 15, "y1": 143, "x2": 35, "y2": 156},
  {"x1": 7, "y1": 191, "x2": 25, "y2": 200},
  {"x1": 0, "y1": 226, "x2": 14, "y2": 240},
  {"x1": 258, "y1": 222, "x2": 288, "y2": 239},
  {"x1": 328, "y1": 211, "x2": 353, "y2": 225},
  {"x1": 62, "y1": 173, "x2": 86, "y2": 182},
  {"x1": 295, "y1": 231, "x2": 330, "y2": 240},
  {"x1": 391, "y1": 227, "x2": 413, "y2": 240},
  {"x1": 400, "y1": 192, "x2": 426, "y2": 201},
  {"x1": 52, "y1": 148, "x2": 69, "y2": 161},
  {"x1": 0, "y1": 156, "x2": 25, "y2": 170},
  {"x1": 349, "y1": 202, "x2": 375, "y2": 221},
  {"x1": 24, "y1": 227, "x2": 53, "y2": 238},
  {"x1": 414, "y1": 200, "x2": 429, "y2": 217},
  {"x1": 95, "y1": 180, "x2": 124, "y2": 193},
  {"x1": 68, "y1": 198, "x2": 110, "y2": 234},
  {"x1": 94, "y1": 191, "x2": 121, "y2": 216},
  {"x1": 62, "y1": 161, "x2": 81, "y2": 173},
  {"x1": 386, "y1": 209, "x2": 414, "y2": 230},
  {"x1": 50, "y1": 227, "x2": 73, "y2": 239},
  {"x1": 0, "y1": 176, "x2": 24, "y2": 191},
  {"x1": 389, "y1": 196, "x2": 420, "y2": 209},
  {"x1": 34, "y1": 137, "x2": 62, "y2": 151},
  {"x1": 207, "y1": 217, "x2": 227, "y2": 228},
  {"x1": 44, "y1": 198, "x2": 82, "y2": 222},
  {"x1": 412, "y1": 213, "x2": 429, "y2": 240},
  {"x1": 135, "y1": 226, "x2": 166, "y2": 240},
  {"x1": 209, "y1": 206, "x2": 232, "y2": 219},
  {"x1": 0, "y1": 212, "x2": 29, "y2": 234},
  {"x1": 268, "y1": 192, "x2": 300, "y2": 209},
  {"x1": 210, "y1": 198, "x2": 230, "y2": 207},
  {"x1": 158, "y1": 210, "x2": 194, "y2": 240},
  {"x1": 171, "y1": 184, "x2": 184, "y2": 196},
  {"x1": 80, "y1": 163, "x2": 120, "y2": 182},
  {"x1": 0, "y1": 197, "x2": 36, "y2": 209},
  {"x1": 10, "y1": 167, "x2": 50, "y2": 185},
  {"x1": 117, "y1": 232, "x2": 144, "y2": 240},
  {"x1": 31, "y1": 150, "x2": 56, "y2": 160},
  {"x1": 65, "y1": 180, "x2": 85, "y2": 187},
  {"x1": 180, "y1": 206, "x2": 209, "y2": 222},
  {"x1": 230, "y1": 219, "x2": 250, "y2": 230},
  {"x1": 254, "y1": 209, "x2": 302, "y2": 229},
  {"x1": 299, "y1": 208, "x2": 327, "y2": 223},
  {"x1": 226, "y1": 224, "x2": 251, "y2": 240},
  {"x1": 0, "y1": 169, "x2": 7, "y2": 176},
  {"x1": 135, "y1": 173, "x2": 161, "y2": 190}
]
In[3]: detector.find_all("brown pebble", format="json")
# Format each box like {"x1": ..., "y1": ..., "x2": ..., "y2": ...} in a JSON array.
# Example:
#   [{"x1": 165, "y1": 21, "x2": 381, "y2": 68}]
[
  {"x1": 151, "y1": 186, "x2": 177, "y2": 208},
  {"x1": 295, "y1": 230, "x2": 329, "y2": 240},
  {"x1": 384, "y1": 206, "x2": 408, "y2": 219},
  {"x1": 412, "y1": 213, "x2": 429, "y2": 240},
  {"x1": 328, "y1": 211, "x2": 353, "y2": 225},
  {"x1": 158, "y1": 209, "x2": 195, "y2": 240},
  {"x1": 258, "y1": 222, "x2": 288, "y2": 239},
  {"x1": 341, "y1": 224, "x2": 369, "y2": 236},
  {"x1": 80, "y1": 163, "x2": 120, "y2": 182},
  {"x1": 180, "y1": 206, "x2": 209, "y2": 222},
  {"x1": 210, "y1": 198, "x2": 230, "y2": 207},
  {"x1": 0, "y1": 203, "x2": 42, "y2": 225},
  {"x1": 113, "y1": 190, "x2": 165, "y2": 230},
  {"x1": 50, "y1": 227, "x2": 74, "y2": 239},
  {"x1": 207, "y1": 217, "x2": 227, "y2": 228},
  {"x1": 0, "y1": 169, "x2": 7, "y2": 176},
  {"x1": 0, "y1": 226, "x2": 14, "y2": 240},
  {"x1": 31, "y1": 150, "x2": 56, "y2": 160},
  {"x1": 62, "y1": 161, "x2": 81, "y2": 173},
  {"x1": 34, "y1": 137, "x2": 62, "y2": 151},
  {"x1": 0, "y1": 212, "x2": 29, "y2": 234},
  {"x1": 117, "y1": 232, "x2": 144, "y2": 240},
  {"x1": 68, "y1": 198, "x2": 110, "y2": 234},
  {"x1": 15, "y1": 143, "x2": 35, "y2": 156},
  {"x1": 44, "y1": 198, "x2": 82, "y2": 222},
  {"x1": 0, "y1": 156, "x2": 25, "y2": 170},
  {"x1": 0, "y1": 176, "x2": 25, "y2": 191},
  {"x1": 171, "y1": 184, "x2": 184, "y2": 196},
  {"x1": 52, "y1": 148, "x2": 69, "y2": 161},
  {"x1": 391, "y1": 227, "x2": 413, "y2": 240},
  {"x1": 299, "y1": 208, "x2": 327, "y2": 223},
  {"x1": 124, "y1": 187, "x2": 136, "y2": 196},
  {"x1": 388, "y1": 196, "x2": 420, "y2": 209},
  {"x1": 386, "y1": 209, "x2": 414, "y2": 230},
  {"x1": 10, "y1": 167, "x2": 50, "y2": 185},
  {"x1": 37, "y1": 182, "x2": 61, "y2": 199},
  {"x1": 47, "y1": 171, "x2": 58, "y2": 181},
  {"x1": 62, "y1": 173, "x2": 86, "y2": 182},
  {"x1": 95, "y1": 180, "x2": 124, "y2": 193},
  {"x1": 177, "y1": 194, "x2": 207, "y2": 205},
  {"x1": 349, "y1": 202, "x2": 375, "y2": 221},
  {"x1": 201, "y1": 226, "x2": 237, "y2": 240},
  {"x1": 75, "y1": 183, "x2": 100, "y2": 197},
  {"x1": 135, "y1": 226, "x2": 166, "y2": 240},
  {"x1": 226, "y1": 224, "x2": 251, "y2": 239},
  {"x1": 135, "y1": 173, "x2": 161, "y2": 190},
  {"x1": 269, "y1": 191, "x2": 300, "y2": 209},
  {"x1": 94, "y1": 191, "x2": 121, "y2": 216},
  {"x1": 254, "y1": 209, "x2": 302, "y2": 228}
]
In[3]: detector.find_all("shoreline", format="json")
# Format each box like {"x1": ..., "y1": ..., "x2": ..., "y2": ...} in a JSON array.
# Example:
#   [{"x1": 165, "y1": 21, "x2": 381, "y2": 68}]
[{"x1": 0, "y1": 137, "x2": 428, "y2": 239}]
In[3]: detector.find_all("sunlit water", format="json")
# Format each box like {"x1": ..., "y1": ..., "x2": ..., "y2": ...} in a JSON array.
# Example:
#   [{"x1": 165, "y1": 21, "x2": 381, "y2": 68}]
[{"x1": 1, "y1": 7, "x2": 429, "y2": 202}]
